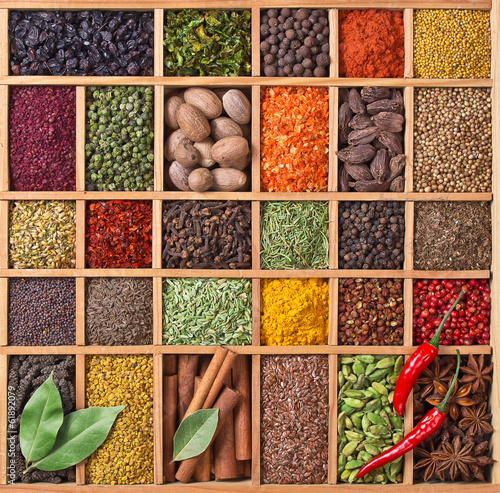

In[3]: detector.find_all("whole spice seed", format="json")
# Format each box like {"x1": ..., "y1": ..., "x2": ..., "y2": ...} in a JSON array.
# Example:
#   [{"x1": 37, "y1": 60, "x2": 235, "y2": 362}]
[
  {"x1": 164, "y1": 9, "x2": 251, "y2": 76},
  {"x1": 162, "y1": 278, "x2": 252, "y2": 345},
  {"x1": 414, "y1": 202, "x2": 491, "y2": 271},
  {"x1": 413, "y1": 88, "x2": 492, "y2": 193},
  {"x1": 260, "y1": 278, "x2": 329, "y2": 346},
  {"x1": 86, "y1": 278, "x2": 153, "y2": 346},
  {"x1": 413, "y1": 10, "x2": 491, "y2": 78},
  {"x1": 9, "y1": 86, "x2": 76, "y2": 191},
  {"x1": 9, "y1": 200, "x2": 76, "y2": 269},
  {"x1": 9, "y1": 11, "x2": 154, "y2": 76},
  {"x1": 339, "y1": 201, "x2": 405, "y2": 270},
  {"x1": 339, "y1": 10, "x2": 404, "y2": 78},
  {"x1": 8, "y1": 355, "x2": 75, "y2": 483},
  {"x1": 86, "y1": 200, "x2": 152, "y2": 269},
  {"x1": 337, "y1": 354, "x2": 404, "y2": 484},
  {"x1": 85, "y1": 86, "x2": 154, "y2": 191},
  {"x1": 260, "y1": 8, "x2": 330, "y2": 78},
  {"x1": 413, "y1": 279, "x2": 490, "y2": 346},
  {"x1": 260, "y1": 86, "x2": 329, "y2": 192},
  {"x1": 162, "y1": 200, "x2": 251, "y2": 269},
  {"x1": 413, "y1": 355, "x2": 494, "y2": 482},
  {"x1": 260, "y1": 201, "x2": 329, "y2": 270},
  {"x1": 338, "y1": 278, "x2": 403, "y2": 346},
  {"x1": 9, "y1": 278, "x2": 75, "y2": 346},
  {"x1": 261, "y1": 355, "x2": 328, "y2": 484},
  {"x1": 86, "y1": 355, "x2": 153, "y2": 485}
]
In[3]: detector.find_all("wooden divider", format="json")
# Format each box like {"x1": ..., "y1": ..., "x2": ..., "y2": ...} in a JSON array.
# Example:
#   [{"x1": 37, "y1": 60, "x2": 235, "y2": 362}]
[
  {"x1": 154, "y1": 10, "x2": 164, "y2": 78},
  {"x1": 75, "y1": 200, "x2": 86, "y2": 269},
  {"x1": 251, "y1": 8, "x2": 261, "y2": 77},
  {"x1": 0, "y1": 354, "x2": 7, "y2": 485},
  {"x1": 153, "y1": 353, "x2": 163, "y2": 484},
  {"x1": 329, "y1": 278, "x2": 338, "y2": 346},
  {"x1": 251, "y1": 355, "x2": 260, "y2": 486},
  {"x1": 404, "y1": 201, "x2": 415, "y2": 271},
  {"x1": 251, "y1": 86, "x2": 260, "y2": 193},
  {"x1": 404, "y1": 87, "x2": 414, "y2": 192},
  {"x1": 153, "y1": 277, "x2": 163, "y2": 346},
  {"x1": 252, "y1": 278, "x2": 260, "y2": 347},
  {"x1": 329, "y1": 87, "x2": 338, "y2": 191},
  {"x1": 328, "y1": 354, "x2": 338, "y2": 484},
  {"x1": 403, "y1": 278, "x2": 414, "y2": 348},
  {"x1": 0, "y1": 85, "x2": 8, "y2": 192},
  {"x1": 153, "y1": 200, "x2": 163, "y2": 269},
  {"x1": 329, "y1": 9, "x2": 339, "y2": 79},
  {"x1": 0, "y1": 200, "x2": 8, "y2": 270},
  {"x1": 75, "y1": 277, "x2": 85, "y2": 346},
  {"x1": 404, "y1": 9, "x2": 414, "y2": 79},
  {"x1": 154, "y1": 85, "x2": 164, "y2": 192},
  {"x1": 0, "y1": 10, "x2": 8, "y2": 78},
  {"x1": 251, "y1": 201, "x2": 260, "y2": 271},
  {"x1": 75, "y1": 86, "x2": 86, "y2": 192},
  {"x1": 75, "y1": 353, "x2": 86, "y2": 485}
]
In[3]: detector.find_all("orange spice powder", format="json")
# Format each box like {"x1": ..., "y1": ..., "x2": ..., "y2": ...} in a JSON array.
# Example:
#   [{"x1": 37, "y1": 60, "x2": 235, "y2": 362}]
[
  {"x1": 260, "y1": 86, "x2": 329, "y2": 193},
  {"x1": 339, "y1": 9, "x2": 405, "y2": 78}
]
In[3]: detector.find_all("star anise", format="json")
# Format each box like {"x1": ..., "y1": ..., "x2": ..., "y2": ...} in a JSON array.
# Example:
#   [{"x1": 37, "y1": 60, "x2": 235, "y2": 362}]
[
  {"x1": 426, "y1": 380, "x2": 475, "y2": 421},
  {"x1": 469, "y1": 440, "x2": 495, "y2": 481},
  {"x1": 458, "y1": 402, "x2": 493, "y2": 437},
  {"x1": 432, "y1": 436, "x2": 476, "y2": 481},
  {"x1": 460, "y1": 354, "x2": 493, "y2": 394},
  {"x1": 414, "y1": 441, "x2": 445, "y2": 482},
  {"x1": 417, "y1": 356, "x2": 455, "y2": 399}
]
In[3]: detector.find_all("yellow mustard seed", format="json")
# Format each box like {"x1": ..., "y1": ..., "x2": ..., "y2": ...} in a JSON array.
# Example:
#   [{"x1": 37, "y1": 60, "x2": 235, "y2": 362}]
[
  {"x1": 413, "y1": 9, "x2": 491, "y2": 78},
  {"x1": 85, "y1": 355, "x2": 154, "y2": 485}
]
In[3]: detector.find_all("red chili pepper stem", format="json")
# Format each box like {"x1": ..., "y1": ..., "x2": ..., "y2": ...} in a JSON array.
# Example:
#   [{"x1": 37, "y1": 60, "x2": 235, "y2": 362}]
[
  {"x1": 427, "y1": 289, "x2": 465, "y2": 350},
  {"x1": 356, "y1": 350, "x2": 461, "y2": 480}
]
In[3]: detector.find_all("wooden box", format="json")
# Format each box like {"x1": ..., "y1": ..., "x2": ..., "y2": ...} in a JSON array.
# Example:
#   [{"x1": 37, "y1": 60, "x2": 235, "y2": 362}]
[{"x1": 0, "y1": 1, "x2": 498, "y2": 491}]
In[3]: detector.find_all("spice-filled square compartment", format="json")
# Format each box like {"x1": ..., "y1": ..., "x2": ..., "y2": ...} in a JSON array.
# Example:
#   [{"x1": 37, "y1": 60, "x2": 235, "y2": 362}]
[
  {"x1": 85, "y1": 86, "x2": 154, "y2": 191},
  {"x1": 338, "y1": 87, "x2": 406, "y2": 193},
  {"x1": 9, "y1": 86, "x2": 76, "y2": 191},
  {"x1": 163, "y1": 351, "x2": 251, "y2": 483},
  {"x1": 162, "y1": 278, "x2": 252, "y2": 346},
  {"x1": 162, "y1": 200, "x2": 251, "y2": 269},
  {"x1": 8, "y1": 278, "x2": 76, "y2": 346},
  {"x1": 338, "y1": 9, "x2": 404, "y2": 78},
  {"x1": 338, "y1": 278, "x2": 404, "y2": 346},
  {"x1": 413, "y1": 9, "x2": 490, "y2": 79},
  {"x1": 8, "y1": 10, "x2": 154, "y2": 76},
  {"x1": 260, "y1": 86, "x2": 329, "y2": 192},
  {"x1": 164, "y1": 87, "x2": 251, "y2": 193},
  {"x1": 261, "y1": 355, "x2": 329, "y2": 484},
  {"x1": 86, "y1": 278, "x2": 153, "y2": 345},
  {"x1": 7, "y1": 355, "x2": 76, "y2": 484},
  {"x1": 413, "y1": 87, "x2": 492, "y2": 193},
  {"x1": 413, "y1": 201, "x2": 491, "y2": 271},
  {"x1": 9, "y1": 200, "x2": 76, "y2": 269},
  {"x1": 163, "y1": 9, "x2": 251, "y2": 77},
  {"x1": 260, "y1": 8, "x2": 331, "y2": 78},
  {"x1": 85, "y1": 200, "x2": 152, "y2": 269},
  {"x1": 338, "y1": 354, "x2": 404, "y2": 484},
  {"x1": 85, "y1": 354, "x2": 153, "y2": 485},
  {"x1": 413, "y1": 353, "x2": 493, "y2": 483},
  {"x1": 413, "y1": 279, "x2": 490, "y2": 346},
  {"x1": 260, "y1": 278, "x2": 328, "y2": 346},
  {"x1": 339, "y1": 201, "x2": 405, "y2": 270},
  {"x1": 260, "y1": 201, "x2": 329, "y2": 270}
]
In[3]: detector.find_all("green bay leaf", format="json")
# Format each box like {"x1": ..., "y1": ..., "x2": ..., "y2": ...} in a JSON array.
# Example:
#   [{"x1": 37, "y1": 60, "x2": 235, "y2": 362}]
[
  {"x1": 173, "y1": 408, "x2": 218, "y2": 461},
  {"x1": 20, "y1": 373, "x2": 64, "y2": 464},
  {"x1": 29, "y1": 405, "x2": 125, "y2": 472}
]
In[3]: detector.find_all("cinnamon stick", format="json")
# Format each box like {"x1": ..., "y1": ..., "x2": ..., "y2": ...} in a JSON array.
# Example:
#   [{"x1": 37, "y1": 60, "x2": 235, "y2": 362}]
[
  {"x1": 236, "y1": 460, "x2": 251, "y2": 478},
  {"x1": 214, "y1": 374, "x2": 237, "y2": 480},
  {"x1": 193, "y1": 377, "x2": 211, "y2": 482},
  {"x1": 184, "y1": 346, "x2": 228, "y2": 418},
  {"x1": 199, "y1": 354, "x2": 212, "y2": 378},
  {"x1": 163, "y1": 375, "x2": 177, "y2": 483},
  {"x1": 178, "y1": 354, "x2": 199, "y2": 423},
  {"x1": 202, "y1": 350, "x2": 238, "y2": 409},
  {"x1": 175, "y1": 386, "x2": 240, "y2": 483},
  {"x1": 163, "y1": 354, "x2": 177, "y2": 376},
  {"x1": 232, "y1": 355, "x2": 252, "y2": 460}
]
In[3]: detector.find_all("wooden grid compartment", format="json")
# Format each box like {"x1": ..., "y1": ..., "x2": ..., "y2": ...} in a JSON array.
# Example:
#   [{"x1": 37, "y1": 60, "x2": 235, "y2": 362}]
[{"x1": 0, "y1": 1, "x2": 498, "y2": 491}]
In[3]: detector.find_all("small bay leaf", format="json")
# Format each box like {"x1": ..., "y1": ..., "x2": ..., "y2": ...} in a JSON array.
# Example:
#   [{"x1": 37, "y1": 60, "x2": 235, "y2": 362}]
[
  {"x1": 20, "y1": 373, "x2": 64, "y2": 464},
  {"x1": 172, "y1": 408, "x2": 218, "y2": 462},
  {"x1": 28, "y1": 406, "x2": 125, "y2": 472}
]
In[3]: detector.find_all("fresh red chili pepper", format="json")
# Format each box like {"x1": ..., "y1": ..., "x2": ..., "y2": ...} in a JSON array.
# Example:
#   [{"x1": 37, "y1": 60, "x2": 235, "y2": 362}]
[
  {"x1": 356, "y1": 349, "x2": 461, "y2": 479},
  {"x1": 392, "y1": 289, "x2": 464, "y2": 416}
]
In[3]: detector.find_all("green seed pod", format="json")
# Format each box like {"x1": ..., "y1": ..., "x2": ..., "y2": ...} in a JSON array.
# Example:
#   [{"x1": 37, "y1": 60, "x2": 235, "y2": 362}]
[
  {"x1": 364, "y1": 443, "x2": 380, "y2": 456},
  {"x1": 367, "y1": 412, "x2": 386, "y2": 426},
  {"x1": 344, "y1": 389, "x2": 366, "y2": 399},
  {"x1": 343, "y1": 398, "x2": 366, "y2": 409},
  {"x1": 358, "y1": 355, "x2": 375, "y2": 364},
  {"x1": 375, "y1": 357, "x2": 396, "y2": 369},
  {"x1": 345, "y1": 430, "x2": 365, "y2": 441},
  {"x1": 342, "y1": 441, "x2": 359, "y2": 457},
  {"x1": 353, "y1": 360, "x2": 366, "y2": 376},
  {"x1": 346, "y1": 460, "x2": 365, "y2": 470}
]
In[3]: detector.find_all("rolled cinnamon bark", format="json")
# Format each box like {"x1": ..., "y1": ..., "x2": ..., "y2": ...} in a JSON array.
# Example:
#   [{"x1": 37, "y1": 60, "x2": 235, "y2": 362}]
[
  {"x1": 163, "y1": 375, "x2": 177, "y2": 483},
  {"x1": 232, "y1": 355, "x2": 252, "y2": 460},
  {"x1": 164, "y1": 354, "x2": 178, "y2": 376},
  {"x1": 175, "y1": 386, "x2": 240, "y2": 483},
  {"x1": 193, "y1": 376, "x2": 211, "y2": 482},
  {"x1": 203, "y1": 350, "x2": 238, "y2": 409},
  {"x1": 184, "y1": 347, "x2": 228, "y2": 419},
  {"x1": 178, "y1": 354, "x2": 199, "y2": 423}
]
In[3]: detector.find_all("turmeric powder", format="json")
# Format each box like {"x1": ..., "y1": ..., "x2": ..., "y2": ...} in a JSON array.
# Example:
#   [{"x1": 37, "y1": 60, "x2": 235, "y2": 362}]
[{"x1": 260, "y1": 278, "x2": 329, "y2": 346}]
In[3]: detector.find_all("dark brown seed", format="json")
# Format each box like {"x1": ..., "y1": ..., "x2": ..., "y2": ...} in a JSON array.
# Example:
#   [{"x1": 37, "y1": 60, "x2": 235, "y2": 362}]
[
  {"x1": 347, "y1": 127, "x2": 379, "y2": 146},
  {"x1": 372, "y1": 112, "x2": 404, "y2": 133},
  {"x1": 370, "y1": 149, "x2": 390, "y2": 183},
  {"x1": 339, "y1": 126, "x2": 351, "y2": 144},
  {"x1": 349, "y1": 113, "x2": 375, "y2": 130},
  {"x1": 390, "y1": 176, "x2": 405, "y2": 192},
  {"x1": 339, "y1": 165, "x2": 350, "y2": 191},
  {"x1": 348, "y1": 179, "x2": 391, "y2": 192},
  {"x1": 360, "y1": 86, "x2": 391, "y2": 103},
  {"x1": 344, "y1": 162, "x2": 373, "y2": 181},
  {"x1": 348, "y1": 88, "x2": 366, "y2": 114},
  {"x1": 378, "y1": 131, "x2": 403, "y2": 155},
  {"x1": 339, "y1": 102, "x2": 353, "y2": 129},
  {"x1": 339, "y1": 88, "x2": 350, "y2": 104},
  {"x1": 337, "y1": 144, "x2": 376, "y2": 164},
  {"x1": 367, "y1": 99, "x2": 402, "y2": 115},
  {"x1": 388, "y1": 154, "x2": 406, "y2": 181}
]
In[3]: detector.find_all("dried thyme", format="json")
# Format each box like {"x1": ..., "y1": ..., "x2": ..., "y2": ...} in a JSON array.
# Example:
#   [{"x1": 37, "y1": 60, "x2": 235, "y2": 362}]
[
  {"x1": 413, "y1": 202, "x2": 491, "y2": 271},
  {"x1": 260, "y1": 201, "x2": 329, "y2": 270},
  {"x1": 162, "y1": 278, "x2": 252, "y2": 345}
]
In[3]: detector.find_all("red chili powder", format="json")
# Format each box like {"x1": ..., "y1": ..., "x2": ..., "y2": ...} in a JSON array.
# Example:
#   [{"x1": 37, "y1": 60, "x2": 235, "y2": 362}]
[
  {"x1": 9, "y1": 86, "x2": 76, "y2": 191},
  {"x1": 339, "y1": 9, "x2": 405, "y2": 78},
  {"x1": 86, "y1": 200, "x2": 152, "y2": 269}
]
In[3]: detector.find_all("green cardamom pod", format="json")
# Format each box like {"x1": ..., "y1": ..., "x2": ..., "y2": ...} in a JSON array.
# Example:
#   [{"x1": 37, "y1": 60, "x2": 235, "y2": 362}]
[
  {"x1": 353, "y1": 360, "x2": 366, "y2": 376},
  {"x1": 367, "y1": 411, "x2": 385, "y2": 426},
  {"x1": 369, "y1": 425, "x2": 390, "y2": 435},
  {"x1": 375, "y1": 357, "x2": 395, "y2": 369},
  {"x1": 358, "y1": 355, "x2": 375, "y2": 364},
  {"x1": 371, "y1": 381, "x2": 388, "y2": 396},
  {"x1": 345, "y1": 430, "x2": 365, "y2": 441},
  {"x1": 342, "y1": 441, "x2": 358, "y2": 457},
  {"x1": 344, "y1": 389, "x2": 366, "y2": 399},
  {"x1": 343, "y1": 398, "x2": 366, "y2": 409},
  {"x1": 346, "y1": 460, "x2": 365, "y2": 470}
]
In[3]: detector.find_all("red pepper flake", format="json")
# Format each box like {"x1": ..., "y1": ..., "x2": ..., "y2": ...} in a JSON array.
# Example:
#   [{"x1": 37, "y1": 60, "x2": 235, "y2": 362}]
[
  {"x1": 86, "y1": 200, "x2": 152, "y2": 268},
  {"x1": 260, "y1": 86, "x2": 329, "y2": 192}
]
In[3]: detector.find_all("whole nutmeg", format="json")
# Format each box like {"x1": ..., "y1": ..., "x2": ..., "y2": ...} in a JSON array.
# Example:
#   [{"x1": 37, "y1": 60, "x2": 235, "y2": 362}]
[
  {"x1": 188, "y1": 168, "x2": 214, "y2": 192},
  {"x1": 174, "y1": 142, "x2": 200, "y2": 167}
]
